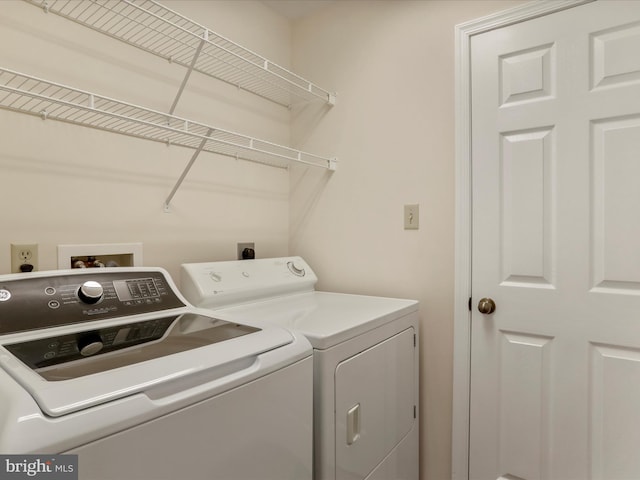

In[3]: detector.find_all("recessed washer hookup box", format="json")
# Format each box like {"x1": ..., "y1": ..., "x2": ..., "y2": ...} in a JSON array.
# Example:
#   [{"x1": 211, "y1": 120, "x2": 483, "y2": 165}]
[{"x1": 57, "y1": 243, "x2": 143, "y2": 269}]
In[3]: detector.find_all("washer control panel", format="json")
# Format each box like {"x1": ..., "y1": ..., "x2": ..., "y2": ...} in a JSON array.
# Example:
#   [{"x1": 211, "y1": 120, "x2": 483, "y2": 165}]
[{"x1": 0, "y1": 270, "x2": 185, "y2": 335}]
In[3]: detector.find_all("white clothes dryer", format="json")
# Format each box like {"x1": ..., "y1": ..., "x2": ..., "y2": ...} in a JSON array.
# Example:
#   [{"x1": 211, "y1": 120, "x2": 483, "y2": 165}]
[
  {"x1": 181, "y1": 257, "x2": 419, "y2": 480},
  {"x1": 0, "y1": 267, "x2": 313, "y2": 480}
]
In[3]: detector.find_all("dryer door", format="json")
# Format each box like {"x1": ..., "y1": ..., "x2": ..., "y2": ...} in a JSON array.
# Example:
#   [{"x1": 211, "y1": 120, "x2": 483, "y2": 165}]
[{"x1": 335, "y1": 327, "x2": 415, "y2": 480}]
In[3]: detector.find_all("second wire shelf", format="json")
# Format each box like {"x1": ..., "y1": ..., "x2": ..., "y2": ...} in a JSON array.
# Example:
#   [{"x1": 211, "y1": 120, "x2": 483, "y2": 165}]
[
  {"x1": 0, "y1": 67, "x2": 337, "y2": 171},
  {"x1": 0, "y1": 67, "x2": 337, "y2": 210}
]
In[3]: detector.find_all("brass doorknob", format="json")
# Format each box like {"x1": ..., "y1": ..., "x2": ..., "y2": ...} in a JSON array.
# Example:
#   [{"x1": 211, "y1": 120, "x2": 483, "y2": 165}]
[{"x1": 478, "y1": 298, "x2": 496, "y2": 314}]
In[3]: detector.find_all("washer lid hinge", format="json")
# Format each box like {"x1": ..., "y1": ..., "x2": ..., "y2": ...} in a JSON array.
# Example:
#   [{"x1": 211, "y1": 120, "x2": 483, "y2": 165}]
[
  {"x1": 468, "y1": 296, "x2": 472, "y2": 312},
  {"x1": 413, "y1": 405, "x2": 417, "y2": 419}
]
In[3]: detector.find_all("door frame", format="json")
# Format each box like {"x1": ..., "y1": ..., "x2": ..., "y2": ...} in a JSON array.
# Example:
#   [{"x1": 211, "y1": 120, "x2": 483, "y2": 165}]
[{"x1": 452, "y1": 1, "x2": 592, "y2": 478}]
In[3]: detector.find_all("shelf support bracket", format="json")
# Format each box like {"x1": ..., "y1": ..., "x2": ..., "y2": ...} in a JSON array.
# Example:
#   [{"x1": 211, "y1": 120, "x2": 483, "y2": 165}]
[
  {"x1": 168, "y1": 33, "x2": 207, "y2": 116},
  {"x1": 163, "y1": 127, "x2": 213, "y2": 212}
]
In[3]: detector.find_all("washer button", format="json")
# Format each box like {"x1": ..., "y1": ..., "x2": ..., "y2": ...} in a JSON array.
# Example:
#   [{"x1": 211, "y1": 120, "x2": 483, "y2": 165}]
[
  {"x1": 44, "y1": 287, "x2": 56, "y2": 295},
  {"x1": 48, "y1": 300, "x2": 60, "y2": 309}
]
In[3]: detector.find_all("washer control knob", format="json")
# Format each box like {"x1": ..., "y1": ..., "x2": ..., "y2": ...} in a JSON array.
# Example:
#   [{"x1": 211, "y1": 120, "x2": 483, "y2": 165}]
[
  {"x1": 287, "y1": 261, "x2": 306, "y2": 277},
  {"x1": 77, "y1": 333, "x2": 103, "y2": 357},
  {"x1": 78, "y1": 280, "x2": 104, "y2": 304}
]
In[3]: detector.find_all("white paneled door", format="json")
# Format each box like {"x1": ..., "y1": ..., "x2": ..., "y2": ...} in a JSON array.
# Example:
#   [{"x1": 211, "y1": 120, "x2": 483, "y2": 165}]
[{"x1": 470, "y1": 2, "x2": 640, "y2": 479}]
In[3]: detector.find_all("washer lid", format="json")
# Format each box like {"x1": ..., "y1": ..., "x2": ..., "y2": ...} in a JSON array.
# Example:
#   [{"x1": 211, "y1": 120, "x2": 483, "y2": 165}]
[
  {"x1": 213, "y1": 291, "x2": 419, "y2": 350},
  {"x1": 0, "y1": 311, "x2": 295, "y2": 417}
]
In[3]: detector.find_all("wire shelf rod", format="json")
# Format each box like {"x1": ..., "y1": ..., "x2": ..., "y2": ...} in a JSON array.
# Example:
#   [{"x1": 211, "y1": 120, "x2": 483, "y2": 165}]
[
  {"x1": 169, "y1": 37, "x2": 205, "y2": 115},
  {"x1": 164, "y1": 127, "x2": 213, "y2": 211}
]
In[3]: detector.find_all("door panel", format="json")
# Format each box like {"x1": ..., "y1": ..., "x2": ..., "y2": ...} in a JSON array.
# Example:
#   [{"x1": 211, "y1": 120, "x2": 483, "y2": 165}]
[
  {"x1": 497, "y1": 332, "x2": 553, "y2": 480},
  {"x1": 590, "y1": 344, "x2": 640, "y2": 479},
  {"x1": 592, "y1": 116, "x2": 640, "y2": 290},
  {"x1": 334, "y1": 328, "x2": 414, "y2": 480},
  {"x1": 591, "y1": 21, "x2": 640, "y2": 89},
  {"x1": 470, "y1": 2, "x2": 640, "y2": 479},
  {"x1": 500, "y1": 127, "x2": 554, "y2": 286}
]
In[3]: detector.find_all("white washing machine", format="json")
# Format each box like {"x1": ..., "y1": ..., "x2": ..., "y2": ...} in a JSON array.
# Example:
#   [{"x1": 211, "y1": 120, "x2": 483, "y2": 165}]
[
  {"x1": 181, "y1": 257, "x2": 419, "y2": 480},
  {"x1": 0, "y1": 267, "x2": 313, "y2": 480}
]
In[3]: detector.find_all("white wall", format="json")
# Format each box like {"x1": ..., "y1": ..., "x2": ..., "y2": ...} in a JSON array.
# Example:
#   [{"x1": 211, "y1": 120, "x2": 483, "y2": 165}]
[
  {"x1": 289, "y1": 2, "x2": 525, "y2": 479},
  {"x1": 0, "y1": 0, "x2": 292, "y2": 280}
]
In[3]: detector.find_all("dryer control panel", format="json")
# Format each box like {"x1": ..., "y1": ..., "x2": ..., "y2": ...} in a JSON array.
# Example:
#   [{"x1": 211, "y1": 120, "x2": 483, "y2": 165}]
[
  {"x1": 181, "y1": 256, "x2": 318, "y2": 309},
  {"x1": 0, "y1": 270, "x2": 185, "y2": 335}
]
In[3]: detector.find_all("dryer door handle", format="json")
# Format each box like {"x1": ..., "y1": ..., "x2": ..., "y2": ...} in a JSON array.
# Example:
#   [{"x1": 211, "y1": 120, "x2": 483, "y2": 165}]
[{"x1": 347, "y1": 403, "x2": 361, "y2": 445}]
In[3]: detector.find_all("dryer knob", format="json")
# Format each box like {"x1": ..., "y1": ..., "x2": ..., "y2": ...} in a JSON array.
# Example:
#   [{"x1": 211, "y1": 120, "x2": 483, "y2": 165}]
[
  {"x1": 78, "y1": 280, "x2": 104, "y2": 304},
  {"x1": 287, "y1": 261, "x2": 306, "y2": 277},
  {"x1": 77, "y1": 333, "x2": 104, "y2": 357}
]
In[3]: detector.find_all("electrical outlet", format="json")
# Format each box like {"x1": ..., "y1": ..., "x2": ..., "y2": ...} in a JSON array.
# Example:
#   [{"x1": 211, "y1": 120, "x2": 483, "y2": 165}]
[
  {"x1": 237, "y1": 242, "x2": 255, "y2": 260},
  {"x1": 404, "y1": 204, "x2": 419, "y2": 230},
  {"x1": 11, "y1": 243, "x2": 39, "y2": 273}
]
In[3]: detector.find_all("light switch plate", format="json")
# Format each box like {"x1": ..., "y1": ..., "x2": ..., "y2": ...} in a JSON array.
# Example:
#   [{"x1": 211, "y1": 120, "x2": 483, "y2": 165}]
[{"x1": 404, "y1": 204, "x2": 419, "y2": 230}]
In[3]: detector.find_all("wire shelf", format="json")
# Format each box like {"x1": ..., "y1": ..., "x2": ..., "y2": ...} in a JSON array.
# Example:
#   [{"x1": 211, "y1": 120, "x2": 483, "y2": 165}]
[
  {"x1": 0, "y1": 67, "x2": 337, "y2": 171},
  {"x1": 24, "y1": 0, "x2": 336, "y2": 108}
]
